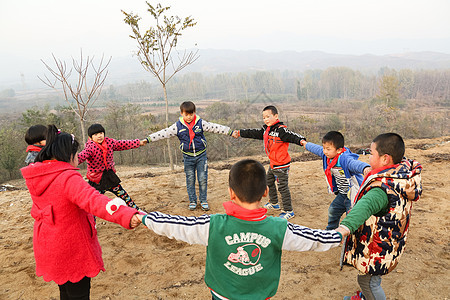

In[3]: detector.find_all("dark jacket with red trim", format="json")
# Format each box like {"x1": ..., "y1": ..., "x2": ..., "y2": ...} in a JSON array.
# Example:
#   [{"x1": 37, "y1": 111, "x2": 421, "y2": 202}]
[{"x1": 239, "y1": 122, "x2": 306, "y2": 169}]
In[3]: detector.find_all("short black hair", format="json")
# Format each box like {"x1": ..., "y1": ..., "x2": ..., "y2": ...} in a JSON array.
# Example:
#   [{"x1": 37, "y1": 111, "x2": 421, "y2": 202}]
[
  {"x1": 373, "y1": 133, "x2": 405, "y2": 164},
  {"x1": 263, "y1": 105, "x2": 278, "y2": 115},
  {"x1": 229, "y1": 159, "x2": 267, "y2": 203},
  {"x1": 35, "y1": 125, "x2": 79, "y2": 163},
  {"x1": 88, "y1": 123, "x2": 105, "y2": 138},
  {"x1": 322, "y1": 131, "x2": 345, "y2": 149},
  {"x1": 180, "y1": 101, "x2": 196, "y2": 114},
  {"x1": 25, "y1": 124, "x2": 48, "y2": 145}
]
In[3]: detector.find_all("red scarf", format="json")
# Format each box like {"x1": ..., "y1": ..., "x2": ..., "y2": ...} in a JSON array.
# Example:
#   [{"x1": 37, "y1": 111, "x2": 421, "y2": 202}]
[
  {"x1": 184, "y1": 115, "x2": 197, "y2": 149},
  {"x1": 263, "y1": 120, "x2": 279, "y2": 155},
  {"x1": 94, "y1": 140, "x2": 108, "y2": 167},
  {"x1": 361, "y1": 164, "x2": 399, "y2": 186},
  {"x1": 223, "y1": 201, "x2": 267, "y2": 221},
  {"x1": 26, "y1": 145, "x2": 43, "y2": 152},
  {"x1": 325, "y1": 148, "x2": 347, "y2": 190}
]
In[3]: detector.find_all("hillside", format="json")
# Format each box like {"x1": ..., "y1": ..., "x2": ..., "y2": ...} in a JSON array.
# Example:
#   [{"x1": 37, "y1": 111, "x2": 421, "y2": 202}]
[
  {"x1": 0, "y1": 136, "x2": 449, "y2": 299},
  {"x1": 2, "y1": 49, "x2": 450, "y2": 89}
]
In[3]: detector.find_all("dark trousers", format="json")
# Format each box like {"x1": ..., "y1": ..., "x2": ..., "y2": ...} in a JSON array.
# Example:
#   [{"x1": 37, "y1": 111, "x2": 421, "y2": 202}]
[
  {"x1": 58, "y1": 276, "x2": 91, "y2": 300},
  {"x1": 267, "y1": 166, "x2": 292, "y2": 211}
]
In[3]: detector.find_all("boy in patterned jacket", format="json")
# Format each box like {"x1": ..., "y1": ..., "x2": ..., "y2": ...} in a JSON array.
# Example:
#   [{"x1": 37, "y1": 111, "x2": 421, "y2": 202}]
[
  {"x1": 232, "y1": 105, "x2": 306, "y2": 220},
  {"x1": 140, "y1": 159, "x2": 342, "y2": 299},
  {"x1": 143, "y1": 101, "x2": 234, "y2": 211},
  {"x1": 336, "y1": 133, "x2": 423, "y2": 300},
  {"x1": 300, "y1": 131, "x2": 371, "y2": 230},
  {"x1": 78, "y1": 123, "x2": 147, "y2": 212}
]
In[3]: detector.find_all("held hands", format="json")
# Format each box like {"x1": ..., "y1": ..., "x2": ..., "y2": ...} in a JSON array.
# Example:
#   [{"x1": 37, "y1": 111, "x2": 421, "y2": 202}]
[
  {"x1": 363, "y1": 167, "x2": 372, "y2": 177},
  {"x1": 231, "y1": 130, "x2": 240, "y2": 138},
  {"x1": 140, "y1": 139, "x2": 149, "y2": 146},
  {"x1": 130, "y1": 213, "x2": 142, "y2": 228},
  {"x1": 335, "y1": 225, "x2": 350, "y2": 243},
  {"x1": 300, "y1": 140, "x2": 307, "y2": 147}
]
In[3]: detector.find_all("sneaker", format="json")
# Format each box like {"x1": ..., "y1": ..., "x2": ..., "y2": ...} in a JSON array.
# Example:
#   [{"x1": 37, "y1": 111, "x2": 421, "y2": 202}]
[
  {"x1": 200, "y1": 202, "x2": 210, "y2": 211},
  {"x1": 279, "y1": 211, "x2": 295, "y2": 220},
  {"x1": 264, "y1": 202, "x2": 281, "y2": 210},
  {"x1": 189, "y1": 202, "x2": 198, "y2": 211},
  {"x1": 343, "y1": 291, "x2": 364, "y2": 300}
]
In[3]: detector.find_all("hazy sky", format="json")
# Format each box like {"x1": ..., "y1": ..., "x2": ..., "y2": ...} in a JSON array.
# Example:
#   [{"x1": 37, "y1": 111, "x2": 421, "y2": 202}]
[{"x1": 1, "y1": 0, "x2": 449, "y2": 61}]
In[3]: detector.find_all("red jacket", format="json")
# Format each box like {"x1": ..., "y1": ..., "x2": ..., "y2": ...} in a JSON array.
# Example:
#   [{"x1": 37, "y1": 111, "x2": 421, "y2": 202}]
[
  {"x1": 240, "y1": 122, "x2": 306, "y2": 169},
  {"x1": 21, "y1": 160, "x2": 138, "y2": 284},
  {"x1": 77, "y1": 137, "x2": 140, "y2": 174}
]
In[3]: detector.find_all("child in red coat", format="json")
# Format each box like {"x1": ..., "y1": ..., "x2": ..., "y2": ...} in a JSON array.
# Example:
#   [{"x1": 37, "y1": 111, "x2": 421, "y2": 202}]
[
  {"x1": 78, "y1": 123, "x2": 147, "y2": 212},
  {"x1": 21, "y1": 125, "x2": 142, "y2": 299}
]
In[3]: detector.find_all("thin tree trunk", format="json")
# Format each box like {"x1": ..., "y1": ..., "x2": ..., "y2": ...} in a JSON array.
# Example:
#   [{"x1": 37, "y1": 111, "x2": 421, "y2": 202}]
[{"x1": 163, "y1": 85, "x2": 174, "y2": 170}]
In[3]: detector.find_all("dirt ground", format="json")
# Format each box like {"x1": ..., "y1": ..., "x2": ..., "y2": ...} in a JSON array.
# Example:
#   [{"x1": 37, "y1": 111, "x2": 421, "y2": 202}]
[{"x1": 0, "y1": 136, "x2": 449, "y2": 299}]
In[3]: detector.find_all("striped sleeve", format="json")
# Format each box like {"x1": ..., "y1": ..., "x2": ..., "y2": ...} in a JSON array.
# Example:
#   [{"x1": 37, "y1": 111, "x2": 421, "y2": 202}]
[
  {"x1": 142, "y1": 211, "x2": 210, "y2": 246},
  {"x1": 282, "y1": 222, "x2": 341, "y2": 251}
]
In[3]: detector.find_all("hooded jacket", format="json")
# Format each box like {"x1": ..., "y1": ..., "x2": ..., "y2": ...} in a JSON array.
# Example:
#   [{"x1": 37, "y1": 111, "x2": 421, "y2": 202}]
[
  {"x1": 343, "y1": 159, "x2": 422, "y2": 275},
  {"x1": 21, "y1": 160, "x2": 138, "y2": 284}
]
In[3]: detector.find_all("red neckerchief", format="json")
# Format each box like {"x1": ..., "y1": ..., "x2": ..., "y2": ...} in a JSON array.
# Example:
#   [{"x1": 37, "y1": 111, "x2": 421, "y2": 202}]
[
  {"x1": 263, "y1": 120, "x2": 279, "y2": 155},
  {"x1": 325, "y1": 148, "x2": 347, "y2": 190},
  {"x1": 94, "y1": 140, "x2": 108, "y2": 167},
  {"x1": 184, "y1": 115, "x2": 197, "y2": 149},
  {"x1": 361, "y1": 164, "x2": 399, "y2": 185},
  {"x1": 26, "y1": 145, "x2": 43, "y2": 152},
  {"x1": 223, "y1": 201, "x2": 267, "y2": 221}
]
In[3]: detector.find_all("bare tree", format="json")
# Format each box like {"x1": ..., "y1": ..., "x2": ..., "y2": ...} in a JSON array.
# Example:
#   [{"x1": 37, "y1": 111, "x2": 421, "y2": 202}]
[
  {"x1": 39, "y1": 50, "x2": 111, "y2": 144},
  {"x1": 122, "y1": 2, "x2": 199, "y2": 170}
]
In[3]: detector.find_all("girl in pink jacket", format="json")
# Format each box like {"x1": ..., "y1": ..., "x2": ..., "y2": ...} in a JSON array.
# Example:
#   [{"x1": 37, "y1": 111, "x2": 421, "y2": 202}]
[
  {"x1": 77, "y1": 123, "x2": 147, "y2": 212},
  {"x1": 21, "y1": 125, "x2": 142, "y2": 299}
]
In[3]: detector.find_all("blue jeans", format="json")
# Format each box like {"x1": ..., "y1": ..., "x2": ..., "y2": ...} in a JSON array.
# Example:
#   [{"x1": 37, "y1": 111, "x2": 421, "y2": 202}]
[
  {"x1": 357, "y1": 274, "x2": 386, "y2": 300},
  {"x1": 183, "y1": 151, "x2": 208, "y2": 204},
  {"x1": 327, "y1": 192, "x2": 351, "y2": 230}
]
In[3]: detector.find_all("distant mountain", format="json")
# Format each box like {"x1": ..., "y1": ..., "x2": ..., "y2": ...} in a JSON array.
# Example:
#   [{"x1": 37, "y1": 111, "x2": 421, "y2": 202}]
[{"x1": 2, "y1": 49, "x2": 450, "y2": 90}]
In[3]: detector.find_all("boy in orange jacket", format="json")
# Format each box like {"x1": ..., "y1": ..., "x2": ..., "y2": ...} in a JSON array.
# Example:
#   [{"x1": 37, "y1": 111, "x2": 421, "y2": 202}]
[{"x1": 233, "y1": 105, "x2": 306, "y2": 219}]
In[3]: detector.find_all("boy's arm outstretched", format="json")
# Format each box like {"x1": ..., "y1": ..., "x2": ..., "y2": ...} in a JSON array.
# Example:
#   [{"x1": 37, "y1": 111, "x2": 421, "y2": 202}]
[
  {"x1": 282, "y1": 223, "x2": 342, "y2": 251},
  {"x1": 237, "y1": 127, "x2": 265, "y2": 140},
  {"x1": 201, "y1": 120, "x2": 234, "y2": 136},
  {"x1": 278, "y1": 127, "x2": 306, "y2": 145},
  {"x1": 141, "y1": 211, "x2": 210, "y2": 246},
  {"x1": 145, "y1": 123, "x2": 178, "y2": 143}
]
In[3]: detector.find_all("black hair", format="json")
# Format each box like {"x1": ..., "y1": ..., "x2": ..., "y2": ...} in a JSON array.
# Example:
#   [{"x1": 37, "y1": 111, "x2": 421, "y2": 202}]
[
  {"x1": 322, "y1": 131, "x2": 345, "y2": 149},
  {"x1": 229, "y1": 159, "x2": 267, "y2": 203},
  {"x1": 25, "y1": 124, "x2": 48, "y2": 145},
  {"x1": 180, "y1": 101, "x2": 196, "y2": 114},
  {"x1": 88, "y1": 123, "x2": 105, "y2": 138},
  {"x1": 373, "y1": 133, "x2": 405, "y2": 164},
  {"x1": 35, "y1": 125, "x2": 79, "y2": 163},
  {"x1": 263, "y1": 105, "x2": 278, "y2": 115}
]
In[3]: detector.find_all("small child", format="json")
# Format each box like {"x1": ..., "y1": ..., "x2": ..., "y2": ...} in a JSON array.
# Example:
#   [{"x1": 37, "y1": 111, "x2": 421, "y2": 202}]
[
  {"x1": 143, "y1": 101, "x2": 234, "y2": 211},
  {"x1": 78, "y1": 123, "x2": 147, "y2": 212},
  {"x1": 232, "y1": 105, "x2": 305, "y2": 220},
  {"x1": 300, "y1": 131, "x2": 370, "y2": 230},
  {"x1": 336, "y1": 133, "x2": 423, "y2": 300},
  {"x1": 140, "y1": 159, "x2": 342, "y2": 299},
  {"x1": 21, "y1": 125, "x2": 141, "y2": 299},
  {"x1": 24, "y1": 124, "x2": 48, "y2": 165}
]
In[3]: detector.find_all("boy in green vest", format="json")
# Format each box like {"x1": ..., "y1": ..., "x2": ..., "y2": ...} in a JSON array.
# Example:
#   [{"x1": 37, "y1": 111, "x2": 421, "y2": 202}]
[{"x1": 140, "y1": 159, "x2": 342, "y2": 299}]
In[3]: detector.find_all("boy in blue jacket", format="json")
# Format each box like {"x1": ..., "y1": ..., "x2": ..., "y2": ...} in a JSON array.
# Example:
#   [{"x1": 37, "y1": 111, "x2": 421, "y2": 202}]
[
  {"x1": 144, "y1": 101, "x2": 234, "y2": 211},
  {"x1": 300, "y1": 131, "x2": 370, "y2": 230}
]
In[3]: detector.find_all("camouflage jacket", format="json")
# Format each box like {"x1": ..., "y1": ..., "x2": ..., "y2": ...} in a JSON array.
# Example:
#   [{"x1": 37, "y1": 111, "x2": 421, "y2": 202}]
[{"x1": 343, "y1": 158, "x2": 422, "y2": 275}]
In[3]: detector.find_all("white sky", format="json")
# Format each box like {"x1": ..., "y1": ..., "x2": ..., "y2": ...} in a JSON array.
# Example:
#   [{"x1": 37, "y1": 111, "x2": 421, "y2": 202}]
[{"x1": 1, "y1": 0, "x2": 449, "y2": 62}]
